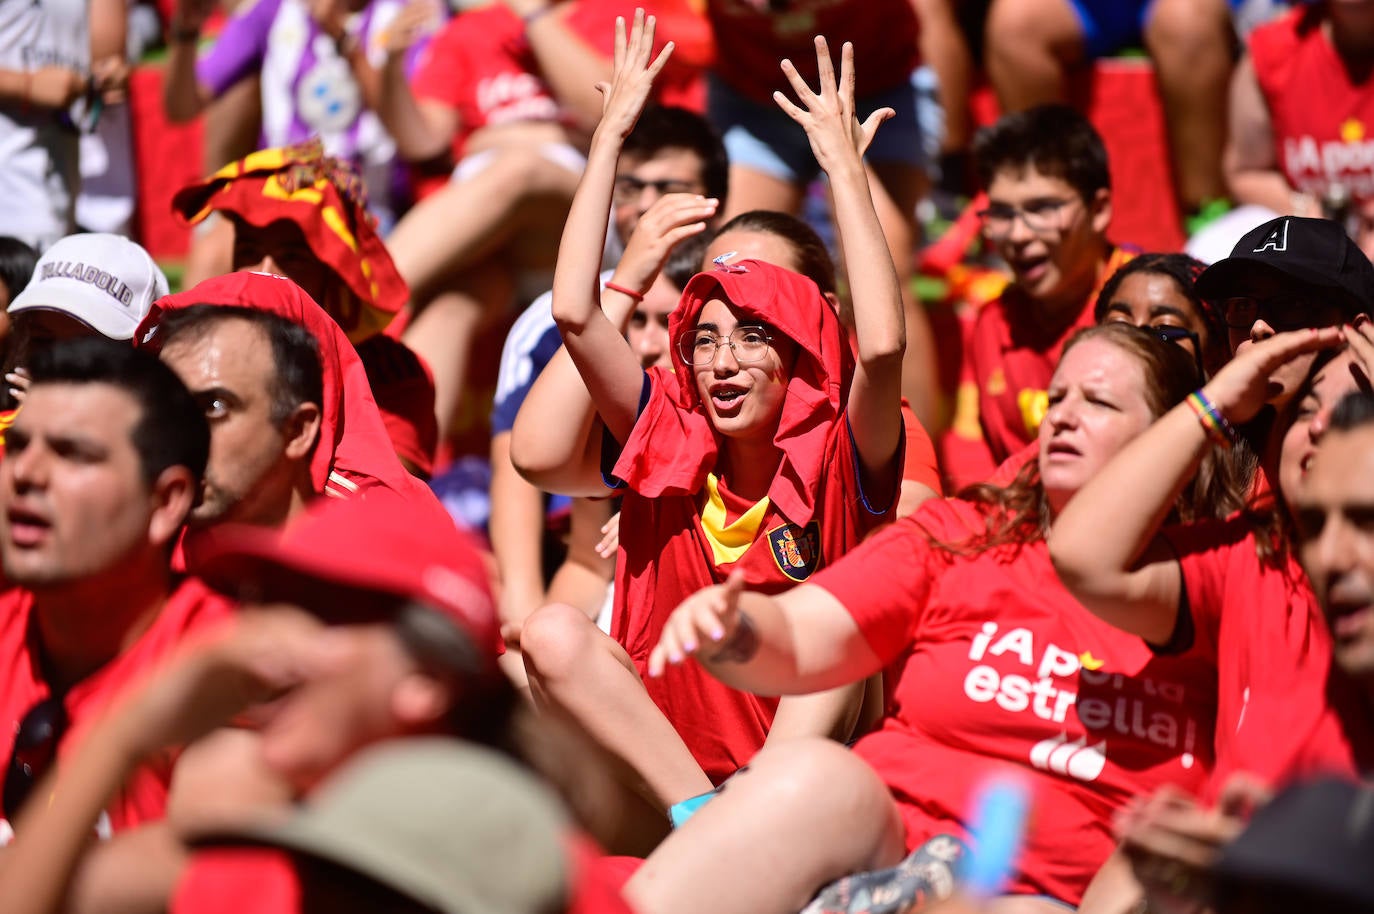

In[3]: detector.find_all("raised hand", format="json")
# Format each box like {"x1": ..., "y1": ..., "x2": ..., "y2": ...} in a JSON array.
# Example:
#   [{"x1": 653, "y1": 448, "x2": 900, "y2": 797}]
[
  {"x1": 648, "y1": 570, "x2": 749, "y2": 677},
  {"x1": 1201, "y1": 325, "x2": 1343, "y2": 426},
  {"x1": 595, "y1": 9, "x2": 674, "y2": 142},
  {"x1": 1342, "y1": 313, "x2": 1374, "y2": 392},
  {"x1": 612, "y1": 191, "x2": 718, "y2": 297},
  {"x1": 773, "y1": 37, "x2": 892, "y2": 172},
  {"x1": 380, "y1": 0, "x2": 441, "y2": 56}
]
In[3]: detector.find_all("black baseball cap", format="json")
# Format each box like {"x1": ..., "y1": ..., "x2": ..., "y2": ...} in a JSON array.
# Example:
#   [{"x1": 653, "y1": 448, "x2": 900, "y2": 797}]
[
  {"x1": 1195, "y1": 216, "x2": 1374, "y2": 318},
  {"x1": 1213, "y1": 777, "x2": 1374, "y2": 912}
]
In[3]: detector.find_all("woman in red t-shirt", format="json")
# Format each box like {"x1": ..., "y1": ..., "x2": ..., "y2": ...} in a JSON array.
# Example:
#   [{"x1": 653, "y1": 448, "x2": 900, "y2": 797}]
[
  {"x1": 628, "y1": 322, "x2": 1230, "y2": 913},
  {"x1": 511, "y1": 19, "x2": 906, "y2": 831}
]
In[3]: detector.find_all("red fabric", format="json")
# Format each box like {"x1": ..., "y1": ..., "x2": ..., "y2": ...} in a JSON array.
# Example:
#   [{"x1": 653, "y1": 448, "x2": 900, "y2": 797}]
[
  {"x1": 565, "y1": 835, "x2": 638, "y2": 914},
  {"x1": 1252, "y1": 6, "x2": 1374, "y2": 207},
  {"x1": 966, "y1": 247, "x2": 1132, "y2": 468},
  {"x1": 614, "y1": 258, "x2": 851, "y2": 526},
  {"x1": 1167, "y1": 517, "x2": 1374, "y2": 795},
  {"x1": 815, "y1": 499, "x2": 1218, "y2": 907},
  {"x1": 170, "y1": 141, "x2": 407, "y2": 344},
  {"x1": 705, "y1": 0, "x2": 918, "y2": 104},
  {"x1": 412, "y1": 1, "x2": 710, "y2": 158},
  {"x1": 137, "y1": 273, "x2": 431, "y2": 507},
  {"x1": 615, "y1": 412, "x2": 894, "y2": 783},
  {"x1": 900, "y1": 399, "x2": 942, "y2": 494},
  {"x1": 0, "y1": 579, "x2": 234, "y2": 843},
  {"x1": 172, "y1": 847, "x2": 300, "y2": 914},
  {"x1": 356, "y1": 335, "x2": 439, "y2": 478},
  {"x1": 187, "y1": 492, "x2": 501, "y2": 663}
]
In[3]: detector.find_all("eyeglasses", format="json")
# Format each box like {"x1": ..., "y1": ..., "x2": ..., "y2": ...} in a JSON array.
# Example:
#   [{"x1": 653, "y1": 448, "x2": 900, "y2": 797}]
[
  {"x1": 678, "y1": 326, "x2": 774, "y2": 367},
  {"x1": 612, "y1": 175, "x2": 700, "y2": 204},
  {"x1": 1222, "y1": 293, "x2": 1329, "y2": 332},
  {"x1": 1148, "y1": 324, "x2": 1205, "y2": 380},
  {"x1": 3, "y1": 696, "x2": 68, "y2": 821},
  {"x1": 976, "y1": 198, "x2": 1077, "y2": 240}
]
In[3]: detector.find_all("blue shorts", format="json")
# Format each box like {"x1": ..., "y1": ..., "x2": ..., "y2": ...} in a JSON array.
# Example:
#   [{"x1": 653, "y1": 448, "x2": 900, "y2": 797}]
[
  {"x1": 1069, "y1": 0, "x2": 1246, "y2": 59},
  {"x1": 708, "y1": 69, "x2": 936, "y2": 186},
  {"x1": 1069, "y1": 0, "x2": 1153, "y2": 58}
]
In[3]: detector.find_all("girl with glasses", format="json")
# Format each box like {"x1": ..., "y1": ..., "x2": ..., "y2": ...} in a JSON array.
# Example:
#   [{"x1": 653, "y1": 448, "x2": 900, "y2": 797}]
[{"x1": 511, "y1": 14, "x2": 906, "y2": 840}]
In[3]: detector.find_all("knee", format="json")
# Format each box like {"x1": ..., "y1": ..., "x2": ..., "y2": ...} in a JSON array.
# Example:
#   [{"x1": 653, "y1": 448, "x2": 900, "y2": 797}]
[
  {"x1": 748, "y1": 739, "x2": 893, "y2": 820},
  {"x1": 1146, "y1": 0, "x2": 1230, "y2": 56},
  {"x1": 520, "y1": 602, "x2": 604, "y2": 682},
  {"x1": 985, "y1": 0, "x2": 1076, "y2": 53}
]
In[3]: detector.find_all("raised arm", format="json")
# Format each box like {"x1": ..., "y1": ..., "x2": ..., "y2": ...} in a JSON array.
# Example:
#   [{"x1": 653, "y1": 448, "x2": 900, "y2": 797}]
[
  {"x1": 647, "y1": 571, "x2": 883, "y2": 696},
  {"x1": 511, "y1": 193, "x2": 716, "y2": 494},
  {"x1": 375, "y1": 1, "x2": 458, "y2": 163},
  {"x1": 776, "y1": 38, "x2": 905, "y2": 485},
  {"x1": 504, "y1": 0, "x2": 614, "y2": 132},
  {"x1": 1048, "y1": 327, "x2": 1343, "y2": 644}
]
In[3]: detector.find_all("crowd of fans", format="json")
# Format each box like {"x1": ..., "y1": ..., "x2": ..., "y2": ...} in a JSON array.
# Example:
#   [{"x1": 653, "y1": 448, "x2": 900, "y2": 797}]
[{"x1": 0, "y1": 1, "x2": 1370, "y2": 913}]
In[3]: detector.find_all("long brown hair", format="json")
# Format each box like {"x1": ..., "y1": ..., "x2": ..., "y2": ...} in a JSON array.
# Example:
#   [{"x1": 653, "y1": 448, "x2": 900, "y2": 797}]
[{"x1": 930, "y1": 323, "x2": 1244, "y2": 556}]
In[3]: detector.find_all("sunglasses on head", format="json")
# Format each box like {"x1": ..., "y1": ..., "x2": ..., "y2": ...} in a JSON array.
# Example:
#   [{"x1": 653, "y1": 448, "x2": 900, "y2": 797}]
[
  {"x1": 3, "y1": 696, "x2": 68, "y2": 822},
  {"x1": 1147, "y1": 324, "x2": 1205, "y2": 381}
]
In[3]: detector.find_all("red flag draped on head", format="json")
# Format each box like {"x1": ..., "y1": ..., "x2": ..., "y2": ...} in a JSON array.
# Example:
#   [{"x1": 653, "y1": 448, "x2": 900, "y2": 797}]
[
  {"x1": 611, "y1": 258, "x2": 849, "y2": 526},
  {"x1": 137, "y1": 272, "x2": 421, "y2": 503},
  {"x1": 171, "y1": 139, "x2": 408, "y2": 344}
]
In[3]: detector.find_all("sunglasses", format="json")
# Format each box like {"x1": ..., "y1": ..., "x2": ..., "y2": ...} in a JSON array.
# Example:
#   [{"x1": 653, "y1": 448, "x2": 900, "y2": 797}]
[
  {"x1": 3, "y1": 696, "x2": 68, "y2": 822},
  {"x1": 1148, "y1": 324, "x2": 1205, "y2": 380}
]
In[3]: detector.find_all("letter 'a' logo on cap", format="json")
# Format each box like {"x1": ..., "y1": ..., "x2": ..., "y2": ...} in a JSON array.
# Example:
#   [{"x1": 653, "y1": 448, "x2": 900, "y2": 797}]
[{"x1": 1253, "y1": 219, "x2": 1290, "y2": 254}]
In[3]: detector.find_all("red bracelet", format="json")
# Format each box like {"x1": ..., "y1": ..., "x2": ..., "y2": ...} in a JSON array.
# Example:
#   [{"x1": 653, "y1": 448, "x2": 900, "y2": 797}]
[{"x1": 603, "y1": 281, "x2": 645, "y2": 302}]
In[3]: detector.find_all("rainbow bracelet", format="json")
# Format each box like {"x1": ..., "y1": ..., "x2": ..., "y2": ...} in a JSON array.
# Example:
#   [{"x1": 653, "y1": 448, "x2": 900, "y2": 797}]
[{"x1": 1186, "y1": 390, "x2": 1238, "y2": 449}]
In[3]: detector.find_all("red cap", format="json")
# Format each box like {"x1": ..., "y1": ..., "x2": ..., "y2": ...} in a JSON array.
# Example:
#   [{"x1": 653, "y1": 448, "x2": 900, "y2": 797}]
[{"x1": 188, "y1": 494, "x2": 498, "y2": 663}]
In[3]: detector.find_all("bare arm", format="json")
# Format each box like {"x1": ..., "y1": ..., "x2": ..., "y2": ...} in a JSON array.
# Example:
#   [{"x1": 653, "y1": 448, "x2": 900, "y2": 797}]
[
  {"x1": 1224, "y1": 56, "x2": 1319, "y2": 215},
  {"x1": 0, "y1": 614, "x2": 312, "y2": 914},
  {"x1": 505, "y1": 0, "x2": 613, "y2": 132},
  {"x1": 649, "y1": 572, "x2": 884, "y2": 696},
  {"x1": 1048, "y1": 328, "x2": 1343, "y2": 644},
  {"x1": 546, "y1": 13, "x2": 674, "y2": 447},
  {"x1": 913, "y1": 0, "x2": 973, "y2": 153},
  {"x1": 163, "y1": 0, "x2": 216, "y2": 121},
  {"x1": 375, "y1": 1, "x2": 458, "y2": 163},
  {"x1": 776, "y1": 38, "x2": 905, "y2": 486},
  {"x1": 512, "y1": 191, "x2": 716, "y2": 493},
  {"x1": 489, "y1": 431, "x2": 552, "y2": 626}
]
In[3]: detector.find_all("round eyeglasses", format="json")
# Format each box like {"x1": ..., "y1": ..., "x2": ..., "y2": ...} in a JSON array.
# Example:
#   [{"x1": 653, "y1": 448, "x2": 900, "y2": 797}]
[{"x1": 678, "y1": 326, "x2": 774, "y2": 367}]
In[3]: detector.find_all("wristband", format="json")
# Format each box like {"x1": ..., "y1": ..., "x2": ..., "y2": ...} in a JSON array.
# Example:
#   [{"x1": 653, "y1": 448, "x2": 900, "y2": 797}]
[
  {"x1": 603, "y1": 280, "x2": 644, "y2": 302},
  {"x1": 1186, "y1": 390, "x2": 1238, "y2": 449}
]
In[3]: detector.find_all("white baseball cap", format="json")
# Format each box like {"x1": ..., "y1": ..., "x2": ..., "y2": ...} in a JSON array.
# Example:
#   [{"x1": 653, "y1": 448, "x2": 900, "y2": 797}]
[{"x1": 8, "y1": 233, "x2": 169, "y2": 341}]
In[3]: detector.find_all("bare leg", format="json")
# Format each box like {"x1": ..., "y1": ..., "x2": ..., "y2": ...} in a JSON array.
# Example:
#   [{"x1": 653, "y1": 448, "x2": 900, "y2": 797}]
[
  {"x1": 721, "y1": 164, "x2": 806, "y2": 223},
  {"x1": 626, "y1": 739, "x2": 906, "y2": 914},
  {"x1": 984, "y1": 0, "x2": 1086, "y2": 111},
  {"x1": 386, "y1": 147, "x2": 581, "y2": 297},
  {"x1": 914, "y1": 0, "x2": 975, "y2": 155},
  {"x1": 520, "y1": 602, "x2": 715, "y2": 810},
  {"x1": 1145, "y1": 0, "x2": 1233, "y2": 215},
  {"x1": 867, "y1": 160, "x2": 941, "y2": 433},
  {"x1": 401, "y1": 259, "x2": 513, "y2": 440}
]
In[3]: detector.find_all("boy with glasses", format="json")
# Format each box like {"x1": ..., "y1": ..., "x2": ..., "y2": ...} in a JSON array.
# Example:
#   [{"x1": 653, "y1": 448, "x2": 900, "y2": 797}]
[{"x1": 955, "y1": 105, "x2": 1130, "y2": 482}]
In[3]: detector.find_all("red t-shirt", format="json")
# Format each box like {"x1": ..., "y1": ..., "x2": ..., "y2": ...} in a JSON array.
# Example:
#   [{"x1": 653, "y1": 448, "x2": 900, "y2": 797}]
[
  {"x1": 705, "y1": 0, "x2": 918, "y2": 104},
  {"x1": 1167, "y1": 517, "x2": 1374, "y2": 795},
  {"x1": 1252, "y1": 5, "x2": 1374, "y2": 206},
  {"x1": 412, "y1": 1, "x2": 709, "y2": 157},
  {"x1": 612, "y1": 395, "x2": 897, "y2": 784},
  {"x1": 966, "y1": 248, "x2": 1132, "y2": 470},
  {"x1": 0, "y1": 578, "x2": 234, "y2": 844},
  {"x1": 814, "y1": 499, "x2": 1218, "y2": 907},
  {"x1": 901, "y1": 398, "x2": 942, "y2": 495}
]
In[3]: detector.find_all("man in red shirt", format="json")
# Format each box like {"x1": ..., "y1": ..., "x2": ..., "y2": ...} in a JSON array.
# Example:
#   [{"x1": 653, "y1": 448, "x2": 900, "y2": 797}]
[
  {"x1": 952, "y1": 105, "x2": 1130, "y2": 485},
  {"x1": 0, "y1": 338, "x2": 229, "y2": 843}
]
